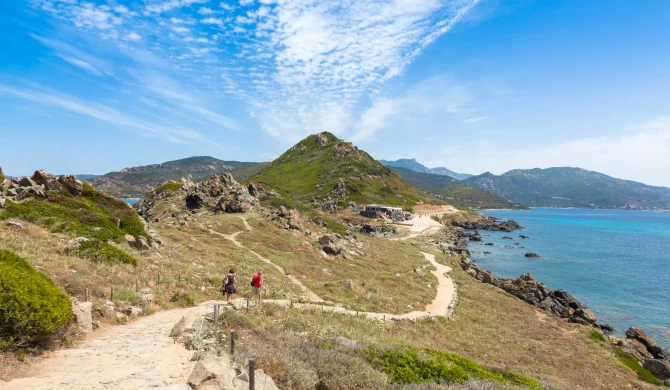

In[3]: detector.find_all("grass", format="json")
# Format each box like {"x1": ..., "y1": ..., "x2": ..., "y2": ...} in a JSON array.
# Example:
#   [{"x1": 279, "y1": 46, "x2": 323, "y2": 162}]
[
  {"x1": 589, "y1": 330, "x2": 607, "y2": 343},
  {"x1": 261, "y1": 195, "x2": 348, "y2": 235},
  {"x1": 614, "y1": 347, "x2": 663, "y2": 386},
  {"x1": 0, "y1": 183, "x2": 148, "y2": 243},
  {"x1": 71, "y1": 240, "x2": 137, "y2": 266},
  {"x1": 155, "y1": 181, "x2": 183, "y2": 193}
]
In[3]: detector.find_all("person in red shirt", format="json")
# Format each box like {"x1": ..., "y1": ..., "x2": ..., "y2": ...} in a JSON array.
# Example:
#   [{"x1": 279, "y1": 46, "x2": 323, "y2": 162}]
[{"x1": 251, "y1": 269, "x2": 263, "y2": 303}]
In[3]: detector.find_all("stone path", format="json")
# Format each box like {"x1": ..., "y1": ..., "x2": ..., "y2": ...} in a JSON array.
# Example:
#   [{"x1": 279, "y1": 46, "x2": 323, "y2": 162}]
[{"x1": 1, "y1": 307, "x2": 203, "y2": 390}]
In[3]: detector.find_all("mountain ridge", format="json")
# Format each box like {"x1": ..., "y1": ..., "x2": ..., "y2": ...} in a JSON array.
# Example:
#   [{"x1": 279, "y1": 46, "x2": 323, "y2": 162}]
[{"x1": 379, "y1": 158, "x2": 473, "y2": 180}]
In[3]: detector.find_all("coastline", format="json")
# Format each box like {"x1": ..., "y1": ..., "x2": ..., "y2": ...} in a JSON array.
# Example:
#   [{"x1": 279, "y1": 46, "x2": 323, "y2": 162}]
[{"x1": 460, "y1": 210, "x2": 670, "y2": 349}]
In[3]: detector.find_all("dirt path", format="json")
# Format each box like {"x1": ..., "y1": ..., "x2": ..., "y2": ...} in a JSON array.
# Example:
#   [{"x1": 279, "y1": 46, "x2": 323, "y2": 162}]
[
  {"x1": 1, "y1": 307, "x2": 201, "y2": 390},
  {"x1": 205, "y1": 218, "x2": 323, "y2": 302}
]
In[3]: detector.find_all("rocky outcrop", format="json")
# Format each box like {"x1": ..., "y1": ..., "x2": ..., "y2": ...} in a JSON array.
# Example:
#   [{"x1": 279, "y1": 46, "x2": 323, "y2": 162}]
[
  {"x1": 460, "y1": 257, "x2": 597, "y2": 325},
  {"x1": 524, "y1": 253, "x2": 540, "y2": 258},
  {"x1": 314, "y1": 133, "x2": 329, "y2": 146},
  {"x1": 644, "y1": 359, "x2": 670, "y2": 381},
  {"x1": 319, "y1": 234, "x2": 363, "y2": 257},
  {"x1": 626, "y1": 327, "x2": 666, "y2": 359},
  {"x1": 72, "y1": 301, "x2": 93, "y2": 332},
  {"x1": 32, "y1": 170, "x2": 61, "y2": 191},
  {"x1": 58, "y1": 174, "x2": 84, "y2": 196},
  {"x1": 452, "y1": 216, "x2": 522, "y2": 232}
]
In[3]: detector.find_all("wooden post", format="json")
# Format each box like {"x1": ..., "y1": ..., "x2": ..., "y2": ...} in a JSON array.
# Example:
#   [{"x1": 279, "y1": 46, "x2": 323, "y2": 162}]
[
  {"x1": 178, "y1": 272, "x2": 181, "y2": 283},
  {"x1": 213, "y1": 304, "x2": 218, "y2": 325},
  {"x1": 135, "y1": 277, "x2": 139, "y2": 292},
  {"x1": 230, "y1": 330, "x2": 236, "y2": 355},
  {"x1": 85, "y1": 288, "x2": 88, "y2": 302},
  {"x1": 110, "y1": 286, "x2": 114, "y2": 301},
  {"x1": 249, "y1": 359, "x2": 256, "y2": 390},
  {"x1": 246, "y1": 299, "x2": 249, "y2": 312}
]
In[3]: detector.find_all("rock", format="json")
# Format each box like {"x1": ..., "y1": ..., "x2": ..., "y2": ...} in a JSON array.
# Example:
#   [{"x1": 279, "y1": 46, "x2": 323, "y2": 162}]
[
  {"x1": 140, "y1": 287, "x2": 155, "y2": 303},
  {"x1": 66, "y1": 237, "x2": 88, "y2": 252},
  {"x1": 278, "y1": 205, "x2": 288, "y2": 217},
  {"x1": 624, "y1": 339, "x2": 655, "y2": 363},
  {"x1": 18, "y1": 177, "x2": 36, "y2": 187},
  {"x1": 6, "y1": 221, "x2": 24, "y2": 229},
  {"x1": 225, "y1": 199, "x2": 252, "y2": 213},
  {"x1": 332, "y1": 178, "x2": 346, "y2": 198},
  {"x1": 644, "y1": 359, "x2": 670, "y2": 380},
  {"x1": 344, "y1": 280, "x2": 354, "y2": 290},
  {"x1": 524, "y1": 253, "x2": 540, "y2": 258},
  {"x1": 519, "y1": 235, "x2": 529, "y2": 239},
  {"x1": 575, "y1": 308, "x2": 597, "y2": 324},
  {"x1": 452, "y1": 216, "x2": 522, "y2": 232},
  {"x1": 314, "y1": 132, "x2": 329, "y2": 146},
  {"x1": 394, "y1": 273, "x2": 401, "y2": 277},
  {"x1": 334, "y1": 336, "x2": 360, "y2": 350},
  {"x1": 135, "y1": 236, "x2": 151, "y2": 251},
  {"x1": 188, "y1": 358, "x2": 235, "y2": 389},
  {"x1": 138, "y1": 385, "x2": 192, "y2": 390},
  {"x1": 413, "y1": 268, "x2": 425, "y2": 277},
  {"x1": 186, "y1": 193, "x2": 207, "y2": 209},
  {"x1": 126, "y1": 307, "x2": 143, "y2": 317},
  {"x1": 626, "y1": 327, "x2": 665, "y2": 358},
  {"x1": 32, "y1": 170, "x2": 61, "y2": 191},
  {"x1": 72, "y1": 302, "x2": 93, "y2": 332},
  {"x1": 251, "y1": 369, "x2": 279, "y2": 390},
  {"x1": 319, "y1": 235, "x2": 345, "y2": 255},
  {"x1": 599, "y1": 323, "x2": 617, "y2": 333},
  {"x1": 484, "y1": 242, "x2": 494, "y2": 246},
  {"x1": 124, "y1": 234, "x2": 136, "y2": 248},
  {"x1": 502, "y1": 236, "x2": 513, "y2": 240},
  {"x1": 171, "y1": 316, "x2": 187, "y2": 338},
  {"x1": 58, "y1": 174, "x2": 83, "y2": 196},
  {"x1": 0, "y1": 197, "x2": 5, "y2": 209}
]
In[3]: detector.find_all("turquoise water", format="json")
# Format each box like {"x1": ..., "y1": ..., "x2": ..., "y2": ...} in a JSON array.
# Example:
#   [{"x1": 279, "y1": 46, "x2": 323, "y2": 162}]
[
  {"x1": 470, "y1": 208, "x2": 670, "y2": 347},
  {"x1": 123, "y1": 198, "x2": 139, "y2": 205}
]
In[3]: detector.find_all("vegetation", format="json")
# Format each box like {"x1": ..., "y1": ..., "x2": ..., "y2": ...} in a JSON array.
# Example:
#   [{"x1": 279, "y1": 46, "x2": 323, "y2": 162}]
[
  {"x1": 71, "y1": 240, "x2": 137, "y2": 266},
  {"x1": 169, "y1": 291, "x2": 195, "y2": 307},
  {"x1": 588, "y1": 330, "x2": 607, "y2": 342},
  {"x1": 155, "y1": 181, "x2": 183, "y2": 193},
  {"x1": 364, "y1": 345, "x2": 541, "y2": 388},
  {"x1": 248, "y1": 132, "x2": 434, "y2": 208},
  {"x1": 89, "y1": 156, "x2": 265, "y2": 198},
  {"x1": 262, "y1": 195, "x2": 347, "y2": 235},
  {"x1": 463, "y1": 168, "x2": 670, "y2": 209},
  {"x1": 0, "y1": 184, "x2": 148, "y2": 243},
  {"x1": 614, "y1": 347, "x2": 663, "y2": 385},
  {"x1": 0, "y1": 250, "x2": 72, "y2": 350}
]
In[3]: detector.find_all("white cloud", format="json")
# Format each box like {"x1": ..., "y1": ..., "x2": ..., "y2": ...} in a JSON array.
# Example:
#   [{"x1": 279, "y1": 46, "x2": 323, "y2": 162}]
[
  {"x1": 239, "y1": 0, "x2": 254, "y2": 5},
  {"x1": 57, "y1": 55, "x2": 103, "y2": 76},
  {"x1": 201, "y1": 17, "x2": 224, "y2": 27},
  {"x1": 172, "y1": 26, "x2": 190, "y2": 33},
  {"x1": 145, "y1": 0, "x2": 209, "y2": 13},
  {"x1": 463, "y1": 116, "x2": 487, "y2": 123},
  {"x1": 125, "y1": 32, "x2": 142, "y2": 41},
  {"x1": 198, "y1": 7, "x2": 214, "y2": 14}
]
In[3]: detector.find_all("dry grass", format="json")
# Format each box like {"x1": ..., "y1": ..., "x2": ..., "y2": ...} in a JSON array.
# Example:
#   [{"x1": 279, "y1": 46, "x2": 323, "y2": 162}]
[{"x1": 237, "y1": 213, "x2": 438, "y2": 313}]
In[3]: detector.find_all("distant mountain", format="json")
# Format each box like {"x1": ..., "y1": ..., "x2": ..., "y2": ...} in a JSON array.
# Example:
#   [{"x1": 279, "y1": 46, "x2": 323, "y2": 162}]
[
  {"x1": 390, "y1": 167, "x2": 525, "y2": 209},
  {"x1": 379, "y1": 158, "x2": 473, "y2": 180},
  {"x1": 463, "y1": 167, "x2": 670, "y2": 210},
  {"x1": 90, "y1": 157, "x2": 266, "y2": 198},
  {"x1": 248, "y1": 132, "x2": 433, "y2": 211}
]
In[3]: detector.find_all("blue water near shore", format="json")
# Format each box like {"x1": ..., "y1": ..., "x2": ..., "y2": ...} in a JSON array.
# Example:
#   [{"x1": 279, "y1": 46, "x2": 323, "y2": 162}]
[
  {"x1": 122, "y1": 198, "x2": 139, "y2": 205},
  {"x1": 470, "y1": 208, "x2": 670, "y2": 347}
]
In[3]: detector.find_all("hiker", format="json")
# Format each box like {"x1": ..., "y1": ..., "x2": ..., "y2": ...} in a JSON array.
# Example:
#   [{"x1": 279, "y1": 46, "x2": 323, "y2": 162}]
[
  {"x1": 251, "y1": 269, "x2": 263, "y2": 302},
  {"x1": 223, "y1": 268, "x2": 239, "y2": 304}
]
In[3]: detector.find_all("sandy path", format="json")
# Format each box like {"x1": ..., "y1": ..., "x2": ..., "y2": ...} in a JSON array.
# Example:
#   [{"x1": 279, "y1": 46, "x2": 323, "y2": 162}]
[{"x1": 1, "y1": 307, "x2": 201, "y2": 390}]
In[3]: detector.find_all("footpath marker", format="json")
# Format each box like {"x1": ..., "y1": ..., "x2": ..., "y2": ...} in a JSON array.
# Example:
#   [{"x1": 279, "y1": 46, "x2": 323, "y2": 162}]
[
  {"x1": 230, "y1": 330, "x2": 236, "y2": 355},
  {"x1": 110, "y1": 286, "x2": 114, "y2": 301},
  {"x1": 135, "y1": 277, "x2": 139, "y2": 292},
  {"x1": 249, "y1": 359, "x2": 256, "y2": 390}
]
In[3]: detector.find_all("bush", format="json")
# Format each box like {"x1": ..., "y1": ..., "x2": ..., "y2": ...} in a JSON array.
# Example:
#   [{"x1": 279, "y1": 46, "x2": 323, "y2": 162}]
[
  {"x1": 71, "y1": 240, "x2": 137, "y2": 266},
  {"x1": 614, "y1": 347, "x2": 662, "y2": 385},
  {"x1": 364, "y1": 345, "x2": 541, "y2": 389},
  {"x1": 589, "y1": 330, "x2": 606, "y2": 342},
  {"x1": 0, "y1": 250, "x2": 72, "y2": 350},
  {"x1": 155, "y1": 182, "x2": 183, "y2": 193},
  {"x1": 170, "y1": 291, "x2": 195, "y2": 307}
]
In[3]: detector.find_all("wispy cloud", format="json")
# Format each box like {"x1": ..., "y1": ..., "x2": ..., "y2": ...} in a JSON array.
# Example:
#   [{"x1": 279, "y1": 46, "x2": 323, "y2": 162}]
[
  {"x1": 56, "y1": 55, "x2": 103, "y2": 76},
  {"x1": 463, "y1": 116, "x2": 487, "y2": 123},
  {"x1": 0, "y1": 83, "x2": 202, "y2": 144}
]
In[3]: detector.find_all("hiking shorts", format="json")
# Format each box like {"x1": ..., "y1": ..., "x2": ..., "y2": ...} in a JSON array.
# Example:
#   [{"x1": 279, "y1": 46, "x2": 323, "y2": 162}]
[{"x1": 253, "y1": 287, "x2": 262, "y2": 295}]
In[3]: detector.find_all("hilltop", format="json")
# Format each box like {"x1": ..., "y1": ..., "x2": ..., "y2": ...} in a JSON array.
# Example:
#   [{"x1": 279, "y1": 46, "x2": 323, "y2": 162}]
[
  {"x1": 389, "y1": 167, "x2": 525, "y2": 209},
  {"x1": 89, "y1": 156, "x2": 266, "y2": 198},
  {"x1": 247, "y1": 132, "x2": 434, "y2": 212},
  {"x1": 379, "y1": 158, "x2": 473, "y2": 180},
  {"x1": 464, "y1": 167, "x2": 670, "y2": 209}
]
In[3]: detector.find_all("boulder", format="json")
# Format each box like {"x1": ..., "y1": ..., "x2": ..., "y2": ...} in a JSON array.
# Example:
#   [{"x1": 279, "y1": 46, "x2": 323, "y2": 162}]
[
  {"x1": 643, "y1": 359, "x2": 670, "y2": 380},
  {"x1": 524, "y1": 253, "x2": 540, "y2": 258},
  {"x1": 18, "y1": 177, "x2": 36, "y2": 187},
  {"x1": 188, "y1": 358, "x2": 235, "y2": 389},
  {"x1": 314, "y1": 133, "x2": 329, "y2": 146},
  {"x1": 66, "y1": 237, "x2": 89, "y2": 252},
  {"x1": 170, "y1": 316, "x2": 187, "y2": 338},
  {"x1": 278, "y1": 205, "x2": 288, "y2": 217},
  {"x1": 0, "y1": 197, "x2": 5, "y2": 209},
  {"x1": 72, "y1": 301, "x2": 93, "y2": 332},
  {"x1": 135, "y1": 236, "x2": 151, "y2": 251},
  {"x1": 319, "y1": 235, "x2": 344, "y2": 255},
  {"x1": 186, "y1": 193, "x2": 207, "y2": 209},
  {"x1": 6, "y1": 221, "x2": 24, "y2": 229},
  {"x1": 32, "y1": 170, "x2": 61, "y2": 191},
  {"x1": 225, "y1": 199, "x2": 252, "y2": 213},
  {"x1": 574, "y1": 308, "x2": 597, "y2": 324},
  {"x1": 599, "y1": 323, "x2": 617, "y2": 333},
  {"x1": 626, "y1": 327, "x2": 664, "y2": 358},
  {"x1": 58, "y1": 174, "x2": 83, "y2": 196},
  {"x1": 250, "y1": 369, "x2": 279, "y2": 390},
  {"x1": 124, "y1": 234, "x2": 137, "y2": 248}
]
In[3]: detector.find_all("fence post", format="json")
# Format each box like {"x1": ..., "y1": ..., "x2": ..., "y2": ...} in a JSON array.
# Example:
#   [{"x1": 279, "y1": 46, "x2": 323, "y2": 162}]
[
  {"x1": 110, "y1": 286, "x2": 114, "y2": 301},
  {"x1": 85, "y1": 288, "x2": 88, "y2": 302},
  {"x1": 230, "y1": 330, "x2": 236, "y2": 355},
  {"x1": 249, "y1": 359, "x2": 256, "y2": 390},
  {"x1": 178, "y1": 272, "x2": 181, "y2": 283},
  {"x1": 135, "y1": 277, "x2": 139, "y2": 293}
]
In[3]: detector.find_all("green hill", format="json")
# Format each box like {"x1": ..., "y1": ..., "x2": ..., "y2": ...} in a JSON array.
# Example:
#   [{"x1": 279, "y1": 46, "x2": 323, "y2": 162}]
[
  {"x1": 247, "y1": 132, "x2": 433, "y2": 211},
  {"x1": 389, "y1": 167, "x2": 525, "y2": 209},
  {"x1": 89, "y1": 157, "x2": 265, "y2": 198},
  {"x1": 463, "y1": 167, "x2": 670, "y2": 209}
]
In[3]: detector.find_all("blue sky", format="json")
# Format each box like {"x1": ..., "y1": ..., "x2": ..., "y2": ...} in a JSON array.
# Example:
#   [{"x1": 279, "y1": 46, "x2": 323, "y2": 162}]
[{"x1": 2, "y1": 0, "x2": 670, "y2": 186}]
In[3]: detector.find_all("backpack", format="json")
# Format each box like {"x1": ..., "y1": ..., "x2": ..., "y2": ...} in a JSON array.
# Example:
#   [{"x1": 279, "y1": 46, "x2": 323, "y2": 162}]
[{"x1": 251, "y1": 275, "x2": 257, "y2": 287}]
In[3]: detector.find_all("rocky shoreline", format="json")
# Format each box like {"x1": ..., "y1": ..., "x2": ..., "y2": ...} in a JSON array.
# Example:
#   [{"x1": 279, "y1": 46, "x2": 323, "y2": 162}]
[{"x1": 448, "y1": 215, "x2": 670, "y2": 385}]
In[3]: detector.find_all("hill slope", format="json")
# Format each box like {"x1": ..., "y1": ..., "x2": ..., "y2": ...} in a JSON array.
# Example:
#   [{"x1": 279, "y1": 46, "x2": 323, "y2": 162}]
[
  {"x1": 248, "y1": 132, "x2": 433, "y2": 212},
  {"x1": 90, "y1": 157, "x2": 265, "y2": 198},
  {"x1": 390, "y1": 167, "x2": 525, "y2": 209},
  {"x1": 379, "y1": 158, "x2": 473, "y2": 180},
  {"x1": 464, "y1": 167, "x2": 670, "y2": 209}
]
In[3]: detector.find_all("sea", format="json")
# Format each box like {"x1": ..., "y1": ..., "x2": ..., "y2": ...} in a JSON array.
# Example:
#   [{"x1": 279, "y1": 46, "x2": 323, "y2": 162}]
[
  {"x1": 469, "y1": 208, "x2": 670, "y2": 347},
  {"x1": 123, "y1": 198, "x2": 139, "y2": 205}
]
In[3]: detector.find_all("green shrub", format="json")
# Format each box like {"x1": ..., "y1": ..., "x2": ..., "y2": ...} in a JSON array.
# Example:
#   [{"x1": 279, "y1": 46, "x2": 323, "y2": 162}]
[
  {"x1": 117, "y1": 289, "x2": 138, "y2": 302},
  {"x1": 0, "y1": 168, "x2": 5, "y2": 183},
  {"x1": 0, "y1": 250, "x2": 72, "y2": 350},
  {"x1": 364, "y1": 345, "x2": 541, "y2": 389},
  {"x1": 589, "y1": 330, "x2": 606, "y2": 342},
  {"x1": 155, "y1": 182, "x2": 183, "y2": 193},
  {"x1": 72, "y1": 240, "x2": 137, "y2": 266},
  {"x1": 170, "y1": 291, "x2": 195, "y2": 307},
  {"x1": 0, "y1": 187, "x2": 148, "y2": 243},
  {"x1": 614, "y1": 347, "x2": 662, "y2": 385}
]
